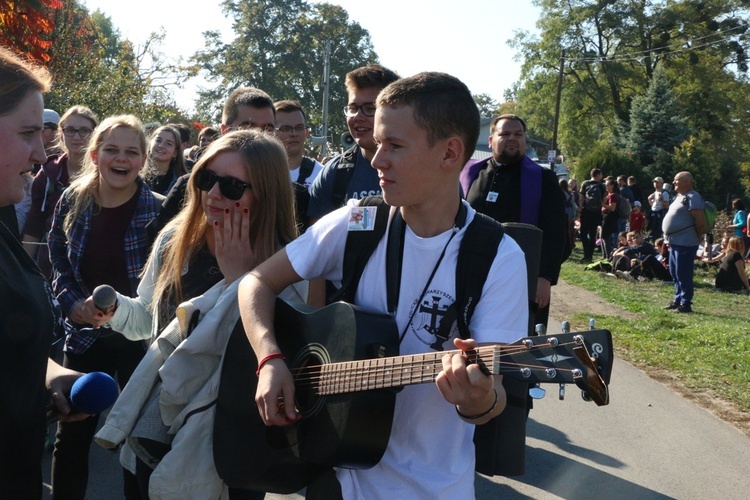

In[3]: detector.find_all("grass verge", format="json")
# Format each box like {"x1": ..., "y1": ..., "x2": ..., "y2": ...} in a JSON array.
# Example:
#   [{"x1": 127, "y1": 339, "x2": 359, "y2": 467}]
[{"x1": 560, "y1": 246, "x2": 750, "y2": 417}]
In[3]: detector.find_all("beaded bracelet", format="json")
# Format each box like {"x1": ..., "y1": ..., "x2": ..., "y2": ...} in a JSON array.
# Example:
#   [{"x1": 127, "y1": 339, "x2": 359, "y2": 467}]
[
  {"x1": 255, "y1": 352, "x2": 285, "y2": 376},
  {"x1": 455, "y1": 389, "x2": 499, "y2": 420}
]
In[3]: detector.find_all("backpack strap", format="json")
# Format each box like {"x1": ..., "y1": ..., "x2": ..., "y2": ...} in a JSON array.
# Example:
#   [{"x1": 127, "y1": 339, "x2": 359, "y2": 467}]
[
  {"x1": 433, "y1": 212, "x2": 504, "y2": 350},
  {"x1": 296, "y1": 157, "x2": 315, "y2": 184},
  {"x1": 331, "y1": 146, "x2": 359, "y2": 209},
  {"x1": 328, "y1": 195, "x2": 390, "y2": 305}
]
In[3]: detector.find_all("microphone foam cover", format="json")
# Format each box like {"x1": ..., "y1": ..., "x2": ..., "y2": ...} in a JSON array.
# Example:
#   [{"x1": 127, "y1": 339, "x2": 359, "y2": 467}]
[
  {"x1": 92, "y1": 284, "x2": 117, "y2": 311},
  {"x1": 69, "y1": 371, "x2": 119, "y2": 415}
]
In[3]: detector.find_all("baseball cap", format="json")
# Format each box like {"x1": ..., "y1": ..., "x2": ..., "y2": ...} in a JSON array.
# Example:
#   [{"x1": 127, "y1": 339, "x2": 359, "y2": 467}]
[
  {"x1": 43, "y1": 109, "x2": 60, "y2": 125},
  {"x1": 652, "y1": 176, "x2": 663, "y2": 183},
  {"x1": 633, "y1": 201, "x2": 641, "y2": 207}
]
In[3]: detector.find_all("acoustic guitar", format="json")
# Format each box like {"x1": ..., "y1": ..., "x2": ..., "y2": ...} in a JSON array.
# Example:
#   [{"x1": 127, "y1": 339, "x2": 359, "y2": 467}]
[{"x1": 214, "y1": 298, "x2": 613, "y2": 493}]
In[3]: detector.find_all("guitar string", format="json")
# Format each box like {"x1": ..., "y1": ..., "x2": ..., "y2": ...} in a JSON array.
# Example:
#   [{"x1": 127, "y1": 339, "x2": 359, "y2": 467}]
[
  {"x1": 287, "y1": 341, "x2": 582, "y2": 381},
  {"x1": 287, "y1": 341, "x2": 586, "y2": 391}
]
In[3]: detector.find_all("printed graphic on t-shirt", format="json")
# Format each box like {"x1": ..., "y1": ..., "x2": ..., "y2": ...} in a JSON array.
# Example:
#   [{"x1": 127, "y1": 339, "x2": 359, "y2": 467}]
[{"x1": 408, "y1": 288, "x2": 457, "y2": 350}]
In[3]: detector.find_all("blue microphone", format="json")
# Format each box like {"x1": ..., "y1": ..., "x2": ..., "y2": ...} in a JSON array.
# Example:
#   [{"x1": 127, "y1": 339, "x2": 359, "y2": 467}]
[{"x1": 47, "y1": 371, "x2": 119, "y2": 421}]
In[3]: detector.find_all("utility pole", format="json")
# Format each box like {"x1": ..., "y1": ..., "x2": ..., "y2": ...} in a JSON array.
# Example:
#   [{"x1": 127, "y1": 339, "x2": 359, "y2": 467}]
[
  {"x1": 320, "y1": 41, "x2": 332, "y2": 157},
  {"x1": 550, "y1": 49, "x2": 565, "y2": 166}
]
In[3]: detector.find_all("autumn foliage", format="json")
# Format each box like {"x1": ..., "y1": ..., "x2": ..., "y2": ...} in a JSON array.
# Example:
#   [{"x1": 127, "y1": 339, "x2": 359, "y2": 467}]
[{"x1": 0, "y1": 0, "x2": 63, "y2": 62}]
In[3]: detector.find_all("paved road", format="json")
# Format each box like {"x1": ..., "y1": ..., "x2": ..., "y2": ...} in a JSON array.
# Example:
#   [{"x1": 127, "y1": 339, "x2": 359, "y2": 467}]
[{"x1": 42, "y1": 324, "x2": 750, "y2": 499}]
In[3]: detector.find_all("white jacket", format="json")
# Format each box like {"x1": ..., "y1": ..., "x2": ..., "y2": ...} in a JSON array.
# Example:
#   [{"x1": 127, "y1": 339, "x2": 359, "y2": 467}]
[{"x1": 95, "y1": 277, "x2": 307, "y2": 499}]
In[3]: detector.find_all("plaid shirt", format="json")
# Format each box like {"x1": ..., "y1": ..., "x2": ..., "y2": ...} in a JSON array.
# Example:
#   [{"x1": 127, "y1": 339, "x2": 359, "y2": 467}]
[{"x1": 48, "y1": 179, "x2": 159, "y2": 354}]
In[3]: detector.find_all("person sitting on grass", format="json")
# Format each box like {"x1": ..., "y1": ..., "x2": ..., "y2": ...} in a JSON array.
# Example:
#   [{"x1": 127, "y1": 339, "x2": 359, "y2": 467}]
[
  {"x1": 655, "y1": 237, "x2": 669, "y2": 266},
  {"x1": 701, "y1": 232, "x2": 730, "y2": 266},
  {"x1": 612, "y1": 231, "x2": 670, "y2": 281},
  {"x1": 714, "y1": 236, "x2": 750, "y2": 294}
]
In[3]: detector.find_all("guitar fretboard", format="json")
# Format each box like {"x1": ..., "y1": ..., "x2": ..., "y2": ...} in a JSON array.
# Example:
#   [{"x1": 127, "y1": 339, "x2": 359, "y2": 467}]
[{"x1": 316, "y1": 347, "x2": 498, "y2": 395}]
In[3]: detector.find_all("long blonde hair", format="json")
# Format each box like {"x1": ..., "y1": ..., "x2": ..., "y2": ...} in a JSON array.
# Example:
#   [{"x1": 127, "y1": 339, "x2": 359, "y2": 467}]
[
  {"x1": 63, "y1": 115, "x2": 147, "y2": 236},
  {"x1": 152, "y1": 129, "x2": 297, "y2": 306}
]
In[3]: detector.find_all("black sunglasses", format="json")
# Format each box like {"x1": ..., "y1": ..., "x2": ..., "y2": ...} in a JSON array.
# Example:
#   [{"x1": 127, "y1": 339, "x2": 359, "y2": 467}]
[{"x1": 195, "y1": 169, "x2": 252, "y2": 200}]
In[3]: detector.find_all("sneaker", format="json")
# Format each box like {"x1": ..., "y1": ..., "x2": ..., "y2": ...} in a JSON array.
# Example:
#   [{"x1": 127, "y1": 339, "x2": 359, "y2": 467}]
[
  {"x1": 615, "y1": 270, "x2": 635, "y2": 282},
  {"x1": 674, "y1": 304, "x2": 693, "y2": 313},
  {"x1": 664, "y1": 301, "x2": 679, "y2": 310},
  {"x1": 580, "y1": 258, "x2": 592, "y2": 264}
]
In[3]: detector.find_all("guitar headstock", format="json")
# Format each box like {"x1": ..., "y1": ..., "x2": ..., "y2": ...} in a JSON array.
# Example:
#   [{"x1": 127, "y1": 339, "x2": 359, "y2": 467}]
[{"x1": 488, "y1": 329, "x2": 613, "y2": 406}]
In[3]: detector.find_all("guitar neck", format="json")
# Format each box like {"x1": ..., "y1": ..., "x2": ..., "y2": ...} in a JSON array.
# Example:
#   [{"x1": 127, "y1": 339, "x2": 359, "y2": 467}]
[{"x1": 315, "y1": 347, "x2": 477, "y2": 395}]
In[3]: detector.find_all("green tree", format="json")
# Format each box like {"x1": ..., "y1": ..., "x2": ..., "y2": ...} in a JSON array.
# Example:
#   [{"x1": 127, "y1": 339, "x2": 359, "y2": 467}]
[
  {"x1": 40, "y1": 1, "x2": 188, "y2": 123},
  {"x1": 473, "y1": 93, "x2": 500, "y2": 117},
  {"x1": 625, "y1": 67, "x2": 689, "y2": 178},
  {"x1": 191, "y1": 0, "x2": 378, "y2": 141},
  {"x1": 510, "y1": 0, "x2": 750, "y2": 160},
  {"x1": 510, "y1": 0, "x2": 750, "y2": 202}
]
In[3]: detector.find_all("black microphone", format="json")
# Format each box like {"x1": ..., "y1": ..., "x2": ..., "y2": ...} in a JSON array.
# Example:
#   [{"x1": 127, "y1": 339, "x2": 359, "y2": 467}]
[
  {"x1": 46, "y1": 371, "x2": 119, "y2": 422},
  {"x1": 92, "y1": 284, "x2": 117, "y2": 314}
]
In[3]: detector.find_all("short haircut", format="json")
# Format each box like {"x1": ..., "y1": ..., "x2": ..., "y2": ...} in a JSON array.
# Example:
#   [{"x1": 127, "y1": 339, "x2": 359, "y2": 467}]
[
  {"x1": 0, "y1": 46, "x2": 52, "y2": 116},
  {"x1": 274, "y1": 100, "x2": 306, "y2": 119},
  {"x1": 198, "y1": 126, "x2": 219, "y2": 141},
  {"x1": 490, "y1": 114, "x2": 527, "y2": 134},
  {"x1": 168, "y1": 123, "x2": 191, "y2": 144},
  {"x1": 376, "y1": 72, "x2": 479, "y2": 164},
  {"x1": 617, "y1": 175, "x2": 627, "y2": 182},
  {"x1": 345, "y1": 64, "x2": 400, "y2": 94},
  {"x1": 732, "y1": 198, "x2": 745, "y2": 211},
  {"x1": 222, "y1": 87, "x2": 275, "y2": 126},
  {"x1": 590, "y1": 168, "x2": 602, "y2": 178},
  {"x1": 628, "y1": 176, "x2": 636, "y2": 183}
]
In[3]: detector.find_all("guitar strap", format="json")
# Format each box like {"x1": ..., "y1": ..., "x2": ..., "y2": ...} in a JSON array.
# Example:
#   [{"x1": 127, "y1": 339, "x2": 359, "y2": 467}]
[{"x1": 384, "y1": 208, "x2": 405, "y2": 315}]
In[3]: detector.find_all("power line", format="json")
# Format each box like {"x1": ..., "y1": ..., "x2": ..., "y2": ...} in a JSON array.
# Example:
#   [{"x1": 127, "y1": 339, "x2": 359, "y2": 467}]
[{"x1": 561, "y1": 25, "x2": 746, "y2": 63}]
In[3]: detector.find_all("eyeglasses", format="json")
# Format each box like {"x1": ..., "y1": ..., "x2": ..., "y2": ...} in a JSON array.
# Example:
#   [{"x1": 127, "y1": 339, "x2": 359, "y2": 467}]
[
  {"x1": 62, "y1": 127, "x2": 93, "y2": 139},
  {"x1": 276, "y1": 125, "x2": 308, "y2": 134},
  {"x1": 194, "y1": 168, "x2": 252, "y2": 200},
  {"x1": 343, "y1": 102, "x2": 376, "y2": 117},
  {"x1": 227, "y1": 122, "x2": 276, "y2": 133}
]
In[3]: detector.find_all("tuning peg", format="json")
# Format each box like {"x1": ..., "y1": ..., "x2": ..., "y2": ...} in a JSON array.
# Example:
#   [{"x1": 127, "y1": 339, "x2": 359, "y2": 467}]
[
  {"x1": 559, "y1": 383, "x2": 566, "y2": 400},
  {"x1": 588, "y1": 318, "x2": 596, "y2": 330},
  {"x1": 561, "y1": 321, "x2": 570, "y2": 333},
  {"x1": 581, "y1": 390, "x2": 593, "y2": 403},
  {"x1": 529, "y1": 383, "x2": 546, "y2": 400},
  {"x1": 535, "y1": 323, "x2": 546, "y2": 336}
]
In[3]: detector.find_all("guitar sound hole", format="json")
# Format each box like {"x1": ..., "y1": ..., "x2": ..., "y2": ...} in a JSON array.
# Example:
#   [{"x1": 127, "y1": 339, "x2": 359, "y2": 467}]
[{"x1": 292, "y1": 343, "x2": 328, "y2": 418}]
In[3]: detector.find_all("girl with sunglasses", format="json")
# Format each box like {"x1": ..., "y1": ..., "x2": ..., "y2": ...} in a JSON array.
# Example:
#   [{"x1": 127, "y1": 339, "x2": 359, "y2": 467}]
[
  {"x1": 92, "y1": 130, "x2": 301, "y2": 498},
  {"x1": 48, "y1": 115, "x2": 162, "y2": 499}
]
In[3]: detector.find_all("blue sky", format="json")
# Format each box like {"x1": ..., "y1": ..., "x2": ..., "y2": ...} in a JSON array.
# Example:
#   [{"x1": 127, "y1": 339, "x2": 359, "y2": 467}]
[{"x1": 82, "y1": 0, "x2": 541, "y2": 112}]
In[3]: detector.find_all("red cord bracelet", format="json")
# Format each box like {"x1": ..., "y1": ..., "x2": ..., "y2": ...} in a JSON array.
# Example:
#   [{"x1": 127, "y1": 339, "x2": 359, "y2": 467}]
[{"x1": 256, "y1": 352, "x2": 285, "y2": 376}]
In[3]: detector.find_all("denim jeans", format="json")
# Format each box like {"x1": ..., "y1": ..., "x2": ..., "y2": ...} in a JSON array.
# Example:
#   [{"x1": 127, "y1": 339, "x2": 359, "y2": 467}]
[{"x1": 668, "y1": 244, "x2": 698, "y2": 306}]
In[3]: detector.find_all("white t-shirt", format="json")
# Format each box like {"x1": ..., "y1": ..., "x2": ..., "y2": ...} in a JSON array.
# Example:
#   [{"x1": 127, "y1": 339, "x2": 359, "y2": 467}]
[
  {"x1": 650, "y1": 189, "x2": 670, "y2": 212},
  {"x1": 289, "y1": 159, "x2": 324, "y2": 193},
  {"x1": 286, "y1": 200, "x2": 528, "y2": 499}
]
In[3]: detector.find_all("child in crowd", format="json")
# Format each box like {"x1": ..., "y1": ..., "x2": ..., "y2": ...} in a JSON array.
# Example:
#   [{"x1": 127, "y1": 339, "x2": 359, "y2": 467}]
[{"x1": 630, "y1": 200, "x2": 645, "y2": 232}]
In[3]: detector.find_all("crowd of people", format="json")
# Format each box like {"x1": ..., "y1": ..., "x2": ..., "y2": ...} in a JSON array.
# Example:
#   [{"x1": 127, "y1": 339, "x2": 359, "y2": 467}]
[
  {"x1": 1, "y1": 46, "x2": 538, "y2": 500},
  {"x1": 4, "y1": 35, "x2": 747, "y2": 498},
  {"x1": 562, "y1": 167, "x2": 750, "y2": 314}
]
